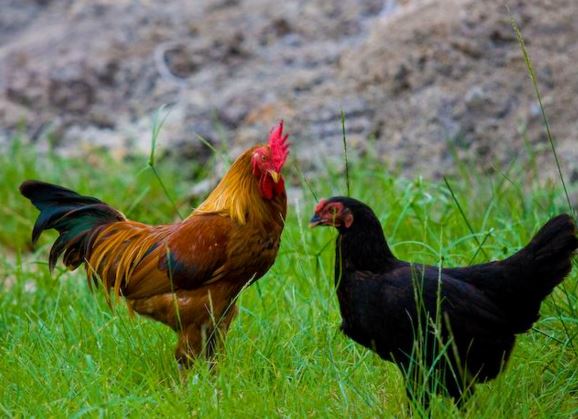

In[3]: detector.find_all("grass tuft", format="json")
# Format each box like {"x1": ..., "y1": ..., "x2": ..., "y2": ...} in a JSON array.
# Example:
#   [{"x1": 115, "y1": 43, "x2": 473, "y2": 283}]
[{"x1": 1, "y1": 141, "x2": 576, "y2": 417}]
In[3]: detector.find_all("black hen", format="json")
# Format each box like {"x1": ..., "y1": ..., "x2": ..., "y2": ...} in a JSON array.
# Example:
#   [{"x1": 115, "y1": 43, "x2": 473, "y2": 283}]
[{"x1": 310, "y1": 197, "x2": 577, "y2": 406}]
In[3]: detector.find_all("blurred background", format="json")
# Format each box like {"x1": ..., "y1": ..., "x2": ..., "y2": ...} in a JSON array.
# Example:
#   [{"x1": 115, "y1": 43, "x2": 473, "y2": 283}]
[{"x1": 1, "y1": 0, "x2": 576, "y2": 181}]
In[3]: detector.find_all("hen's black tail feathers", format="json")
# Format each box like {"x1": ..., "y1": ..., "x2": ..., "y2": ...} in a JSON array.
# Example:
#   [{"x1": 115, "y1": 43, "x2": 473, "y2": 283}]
[
  {"x1": 517, "y1": 214, "x2": 577, "y2": 295},
  {"x1": 19, "y1": 180, "x2": 125, "y2": 272},
  {"x1": 447, "y1": 214, "x2": 577, "y2": 332},
  {"x1": 506, "y1": 214, "x2": 578, "y2": 330}
]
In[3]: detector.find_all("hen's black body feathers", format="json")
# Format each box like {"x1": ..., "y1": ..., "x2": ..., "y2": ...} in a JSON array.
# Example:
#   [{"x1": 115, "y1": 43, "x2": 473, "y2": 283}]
[{"x1": 321, "y1": 197, "x2": 577, "y2": 405}]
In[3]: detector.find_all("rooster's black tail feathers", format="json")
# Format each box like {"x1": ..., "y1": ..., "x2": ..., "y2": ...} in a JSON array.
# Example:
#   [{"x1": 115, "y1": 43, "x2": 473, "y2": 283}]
[{"x1": 19, "y1": 180, "x2": 124, "y2": 271}]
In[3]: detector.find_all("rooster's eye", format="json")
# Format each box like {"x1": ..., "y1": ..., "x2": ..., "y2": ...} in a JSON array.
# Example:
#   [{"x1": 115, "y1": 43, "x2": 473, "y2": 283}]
[{"x1": 261, "y1": 155, "x2": 267, "y2": 161}]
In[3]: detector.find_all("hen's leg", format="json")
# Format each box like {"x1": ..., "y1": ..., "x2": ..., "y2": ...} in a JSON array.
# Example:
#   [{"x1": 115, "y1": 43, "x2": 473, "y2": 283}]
[
  {"x1": 405, "y1": 380, "x2": 431, "y2": 417},
  {"x1": 446, "y1": 373, "x2": 475, "y2": 409}
]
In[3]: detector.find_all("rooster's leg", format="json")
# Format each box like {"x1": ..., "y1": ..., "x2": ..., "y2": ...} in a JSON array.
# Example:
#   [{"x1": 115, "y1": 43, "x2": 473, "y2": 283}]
[
  {"x1": 206, "y1": 303, "x2": 238, "y2": 360},
  {"x1": 129, "y1": 291, "x2": 239, "y2": 367},
  {"x1": 175, "y1": 323, "x2": 206, "y2": 366},
  {"x1": 129, "y1": 294, "x2": 208, "y2": 366},
  {"x1": 175, "y1": 303, "x2": 238, "y2": 368},
  {"x1": 128, "y1": 293, "x2": 184, "y2": 330}
]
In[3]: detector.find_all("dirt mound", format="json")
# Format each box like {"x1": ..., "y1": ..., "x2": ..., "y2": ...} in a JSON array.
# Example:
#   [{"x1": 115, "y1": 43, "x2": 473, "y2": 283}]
[{"x1": 1, "y1": 0, "x2": 576, "y2": 180}]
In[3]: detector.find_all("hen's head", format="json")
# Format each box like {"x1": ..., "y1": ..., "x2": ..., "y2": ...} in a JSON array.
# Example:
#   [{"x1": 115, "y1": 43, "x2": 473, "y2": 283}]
[
  {"x1": 309, "y1": 198, "x2": 354, "y2": 229},
  {"x1": 251, "y1": 121, "x2": 290, "y2": 199},
  {"x1": 309, "y1": 197, "x2": 378, "y2": 231}
]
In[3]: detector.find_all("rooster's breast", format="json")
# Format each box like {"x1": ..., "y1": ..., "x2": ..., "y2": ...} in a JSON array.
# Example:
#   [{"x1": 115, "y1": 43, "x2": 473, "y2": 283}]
[{"x1": 226, "y1": 221, "x2": 283, "y2": 283}]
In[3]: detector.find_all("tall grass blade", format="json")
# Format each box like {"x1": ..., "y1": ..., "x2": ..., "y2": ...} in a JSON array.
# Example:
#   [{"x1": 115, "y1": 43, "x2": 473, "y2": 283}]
[
  {"x1": 443, "y1": 176, "x2": 489, "y2": 259},
  {"x1": 468, "y1": 228, "x2": 494, "y2": 265},
  {"x1": 509, "y1": 10, "x2": 577, "y2": 355},
  {"x1": 508, "y1": 11, "x2": 574, "y2": 216},
  {"x1": 148, "y1": 105, "x2": 170, "y2": 167},
  {"x1": 341, "y1": 111, "x2": 351, "y2": 197},
  {"x1": 148, "y1": 105, "x2": 184, "y2": 220},
  {"x1": 195, "y1": 133, "x2": 232, "y2": 166},
  {"x1": 292, "y1": 162, "x2": 318, "y2": 202}
]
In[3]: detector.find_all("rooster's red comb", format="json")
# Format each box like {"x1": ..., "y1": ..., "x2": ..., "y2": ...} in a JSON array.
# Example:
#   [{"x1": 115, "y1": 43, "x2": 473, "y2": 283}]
[{"x1": 269, "y1": 121, "x2": 289, "y2": 172}]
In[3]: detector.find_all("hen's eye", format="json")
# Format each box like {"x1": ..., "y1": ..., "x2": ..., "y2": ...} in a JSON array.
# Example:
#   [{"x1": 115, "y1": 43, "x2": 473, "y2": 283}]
[{"x1": 261, "y1": 155, "x2": 267, "y2": 161}]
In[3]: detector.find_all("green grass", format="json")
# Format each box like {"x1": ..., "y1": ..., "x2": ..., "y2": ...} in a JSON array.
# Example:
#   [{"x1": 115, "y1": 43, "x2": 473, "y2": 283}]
[{"x1": 0, "y1": 136, "x2": 577, "y2": 418}]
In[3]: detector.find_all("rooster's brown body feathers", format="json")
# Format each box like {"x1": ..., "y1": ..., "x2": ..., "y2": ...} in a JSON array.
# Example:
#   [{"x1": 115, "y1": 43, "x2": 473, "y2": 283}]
[{"x1": 21, "y1": 134, "x2": 288, "y2": 364}]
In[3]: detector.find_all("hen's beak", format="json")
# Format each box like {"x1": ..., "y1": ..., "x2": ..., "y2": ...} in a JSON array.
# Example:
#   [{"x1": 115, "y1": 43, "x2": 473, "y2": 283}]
[
  {"x1": 268, "y1": 170, "x2": 281, "y2": 184},
  {"x1": 309, "y1": 214, "x2": 322, "y2": 228}
]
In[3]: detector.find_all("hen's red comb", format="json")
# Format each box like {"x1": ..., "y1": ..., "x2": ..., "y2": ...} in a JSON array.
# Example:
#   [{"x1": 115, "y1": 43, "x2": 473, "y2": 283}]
[
  {"x1": 314, "y1": 199, "x2": 328, "y2": 213},
  {"x1": 269, "y1": 121, "x2": 289, "y2": 172}
]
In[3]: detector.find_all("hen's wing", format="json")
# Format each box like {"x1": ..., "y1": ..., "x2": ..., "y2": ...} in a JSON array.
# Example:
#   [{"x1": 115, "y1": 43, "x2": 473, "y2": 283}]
[
  {"x1": 370, "y1": 265, "x2": 510, "y2": 332},
  {"x1": 87, "y1": 214, "x2": 231, "y2": 299},
  {"x1": 405, "y1": 265, "x2": 514, "y2": 378},
  {"x1": 359, "y1": 265, "x2": 514, "y2": 379}
]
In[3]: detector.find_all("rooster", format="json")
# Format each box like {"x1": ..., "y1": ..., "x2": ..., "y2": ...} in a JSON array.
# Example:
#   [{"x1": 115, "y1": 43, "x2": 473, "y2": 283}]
[
  {"x1": 310, "y1": 197, "x2": 577, "y2": 407},
  {"x1": 20, "y1": 122, "x2": 289, "y2": 366}
]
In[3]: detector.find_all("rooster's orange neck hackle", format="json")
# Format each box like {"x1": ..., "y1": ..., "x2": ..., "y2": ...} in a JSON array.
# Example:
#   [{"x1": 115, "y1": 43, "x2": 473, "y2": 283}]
[{"x1": 194, "y1": 121, "x2": 289, "y2": 225}]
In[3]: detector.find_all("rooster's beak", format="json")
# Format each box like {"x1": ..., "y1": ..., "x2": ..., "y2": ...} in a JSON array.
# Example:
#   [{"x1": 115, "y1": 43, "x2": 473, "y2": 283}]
[
  {"x1": 268, "y1": 170, "x2": 281, "y2": 184},
  {"x1": 309, "y1": 214, "x2": 322, "y2": 228}
]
